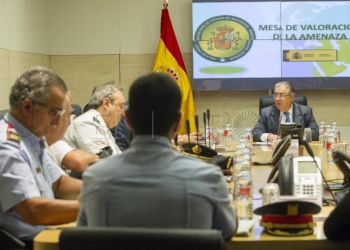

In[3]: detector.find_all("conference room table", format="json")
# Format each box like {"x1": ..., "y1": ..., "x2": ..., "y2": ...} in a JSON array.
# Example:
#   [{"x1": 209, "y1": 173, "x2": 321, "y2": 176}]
[
  {"x1": 33, "y1": 142, "x2": 350, "y2": 250},
  {"x1": 225, "y1": 141, "x2": 349, "y2": 250}
]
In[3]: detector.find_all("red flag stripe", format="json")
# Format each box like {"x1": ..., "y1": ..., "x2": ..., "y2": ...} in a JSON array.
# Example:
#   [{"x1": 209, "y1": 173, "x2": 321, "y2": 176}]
[{"x1": 160, "y1": 8, "x2": 187, "y2": 73}]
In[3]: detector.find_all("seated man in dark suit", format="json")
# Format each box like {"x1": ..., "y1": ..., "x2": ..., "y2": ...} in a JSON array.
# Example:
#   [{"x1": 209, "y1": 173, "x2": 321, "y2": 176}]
[
  {"x1": 252, "y1": 81, "x2": 319, "y2": 142},
  {"x1": 110, "y1": 101, "x2": 133, "y2": 151},
  {"x1": 110, "y1": 116, "x2": 133, "y2": 151}
]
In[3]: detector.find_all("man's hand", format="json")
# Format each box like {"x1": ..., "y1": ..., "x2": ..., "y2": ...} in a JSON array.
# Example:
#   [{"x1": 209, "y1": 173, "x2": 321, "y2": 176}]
[
  {"x1": 178, "y1": 132, "x2": 203, "y2": 145},
  {"x1": 267, "y1": 133, "x2": 279, "y2": 141}
]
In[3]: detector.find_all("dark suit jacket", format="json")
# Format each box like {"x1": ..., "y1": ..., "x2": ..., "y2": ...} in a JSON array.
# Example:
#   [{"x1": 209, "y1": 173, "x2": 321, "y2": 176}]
[
  {"x1": 252, "y1": 103, "x2": 319, "y2": 142},
  {"x1": 110, "y1": 117, "x2": 133, "y2": 151}
]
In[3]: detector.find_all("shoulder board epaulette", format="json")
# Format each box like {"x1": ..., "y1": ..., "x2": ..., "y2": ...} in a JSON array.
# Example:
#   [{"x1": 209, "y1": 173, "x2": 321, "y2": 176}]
[
  {"x1": 93, "y1": 116, "x2": 100, "y2": 125},
  {"x1": 7, "y1": 130, "x2": 21, "y2": 144}
]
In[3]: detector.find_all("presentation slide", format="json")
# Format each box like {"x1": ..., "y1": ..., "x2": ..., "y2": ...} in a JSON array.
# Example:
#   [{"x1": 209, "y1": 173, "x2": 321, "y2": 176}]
[{"x1": 192, "y1": 0, "x2": 350, "y2": 90}]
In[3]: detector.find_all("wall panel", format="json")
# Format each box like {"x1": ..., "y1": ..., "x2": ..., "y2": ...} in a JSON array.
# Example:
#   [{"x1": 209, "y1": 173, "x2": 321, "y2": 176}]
[
  {"x1": 50, "y1": 55, "x2": 120, "y2": 108},
  {"x1": 8, "y1": 50, "x2": 49, "y2": 87},
  {"x1": 0, "y1": 49, "x2": 9, "y2": 110}
]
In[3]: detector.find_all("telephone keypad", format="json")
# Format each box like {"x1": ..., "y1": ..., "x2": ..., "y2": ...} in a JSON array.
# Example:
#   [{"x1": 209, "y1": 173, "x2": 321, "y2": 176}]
[{"x1": 302, "y1": 185, "x2": 314, "y2": 195}]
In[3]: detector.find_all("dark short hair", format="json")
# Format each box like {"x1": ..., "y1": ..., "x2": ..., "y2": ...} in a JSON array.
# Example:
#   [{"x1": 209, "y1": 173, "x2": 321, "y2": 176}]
[
  {"x1": 10, "y1": 66, "x2": 67, "y2": 109},
  {"x1": 128, "y1": 73, "x2": 181, "y2": 136}
]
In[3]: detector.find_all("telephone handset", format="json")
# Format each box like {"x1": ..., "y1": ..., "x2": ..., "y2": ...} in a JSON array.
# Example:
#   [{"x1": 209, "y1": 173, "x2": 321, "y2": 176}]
[
  {"x1": 332, "y1": 150, "x2": 350, "y2": 191},
  {"x1": 267, "y1": 154, "x2": 294, "y2": 195},
  {"x1": 267, "y1": 155, "x2": 323, "y2": 207},
  {"x1": 253, "y1": 134, "x2": 292, "y2": 166},
  {"x1": 333, "y1": 150, "x2": 350, "y2": 183}
]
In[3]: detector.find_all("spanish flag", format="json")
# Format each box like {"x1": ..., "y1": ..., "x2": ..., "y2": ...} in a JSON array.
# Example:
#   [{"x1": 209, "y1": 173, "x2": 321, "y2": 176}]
[{"x1": 152, "y1": 5, "x2": 196, "y2": 134}]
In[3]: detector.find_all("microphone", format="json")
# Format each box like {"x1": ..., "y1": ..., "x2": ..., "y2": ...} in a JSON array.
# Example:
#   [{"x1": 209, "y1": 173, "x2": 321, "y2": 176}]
[
  {"x1": 186, "y1": 119, "x2": 191, "y2": 156},
  {"x1": 207, "y1": 109, "x2": 211, "y2": 147},
  {"x1": 303, "y1": 140, "x2": 337, "y2": 205},
  {"x1": 203, "y1": 112, "x2": 207, "y2": 146},
  {"x1": 195, "y1": 115, "x2": 199, "y2": 143}
]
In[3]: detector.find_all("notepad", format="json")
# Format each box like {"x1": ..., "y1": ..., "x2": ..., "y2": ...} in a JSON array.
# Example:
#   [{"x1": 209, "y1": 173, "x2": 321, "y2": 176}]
[{"x1": 234, "y1": 220, "x2": 254, "y2": 236}]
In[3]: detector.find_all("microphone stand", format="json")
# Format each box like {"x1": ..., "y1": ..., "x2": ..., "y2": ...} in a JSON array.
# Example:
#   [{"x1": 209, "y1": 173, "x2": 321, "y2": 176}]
[
  {"x1": 195, "y1": 115, "x2": 199, "y2": 157},
  {"x1": 207, "y1": 109, "x2": 211, "y2": 147}
]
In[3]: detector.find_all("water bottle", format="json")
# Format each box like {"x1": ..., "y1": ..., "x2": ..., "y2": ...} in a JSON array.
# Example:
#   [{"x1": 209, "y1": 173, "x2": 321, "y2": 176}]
[
  {"x1": 245, "y1": 128, "x2": 253, "y2": 143},
  {"x1": 245, "y1": 128, "x2": 254, "y2": 156},
  {"x1": 242, "y1": 157, "x2": 253, "y2": 196},
  {"x1": 326, "y1": 133, "x2": 334, "y2": 162},
  {"x1": 243, "y1": 149, "x2": 252, "y2": 169},
  {"x1": 327, "y1": 144, "x2": 336, "y2": 163},
  {"x1": 232, "y1": 157, "x2": 243, "y2": 200},
  {"x1": 236, "y1": 186, "x2": 253, "y2": 220},
  {"x1": 332, "y1": 122, "x2": 340, "y2": 148},
  {"x1": 235, "y1": 145, "x2": 243, "y2": 164},
  {"x1": 217, "y1": 129, "x2": 224, "y2": 145},
  {"x1": 239, "y1": 139, "x2": 246, "y2": 148},
  {"x1": 322, "y1": 126, "x2": 329, "y2": 151},
  {"x1": 319, "y1": 122, "x2": 325, "y2": 150},
  {"x1": 224, "y1": 124, "x2": 232, "y2": 147}
]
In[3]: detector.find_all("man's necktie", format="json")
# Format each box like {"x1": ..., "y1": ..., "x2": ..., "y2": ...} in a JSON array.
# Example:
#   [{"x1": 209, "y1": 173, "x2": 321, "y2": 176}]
[{"x1": 284, "y1": 112, "x2": 290, "y2": 122}]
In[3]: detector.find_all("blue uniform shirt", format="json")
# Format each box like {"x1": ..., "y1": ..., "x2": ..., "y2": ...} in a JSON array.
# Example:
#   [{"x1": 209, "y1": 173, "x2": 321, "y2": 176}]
[{"x1": 0, "y1": 112, "x2": 62, "y2": 240}]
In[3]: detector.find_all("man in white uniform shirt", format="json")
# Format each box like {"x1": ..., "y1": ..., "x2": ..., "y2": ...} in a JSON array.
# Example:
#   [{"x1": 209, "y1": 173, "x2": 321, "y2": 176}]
[
  {"x1": 46, "y1": 94, "x2": 98, "y2": 173},
  {"x1": 64, "y1": 82, "x2": 124, "y2": 155}
]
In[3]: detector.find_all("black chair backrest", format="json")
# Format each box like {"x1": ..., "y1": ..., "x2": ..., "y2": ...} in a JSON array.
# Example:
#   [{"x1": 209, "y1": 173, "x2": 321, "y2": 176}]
[
  {"x1": 59, "y1": 227, "x2": 225, "y2": 250},
  {"x1": 71, "y1": 104, "x2": 82, "y2": 118},
  {"x1": 0, "y1": 109, "x2": 9, "y2": 120},
  {"x1": 83, "y1": 103, "x2": 90, "y2": 113},
  {"x1": 259, "y1": 95, "x2": 308, "y2": 115},
  {"x1": 0, "y1": 228, "x2": 26, "y2": 249}
]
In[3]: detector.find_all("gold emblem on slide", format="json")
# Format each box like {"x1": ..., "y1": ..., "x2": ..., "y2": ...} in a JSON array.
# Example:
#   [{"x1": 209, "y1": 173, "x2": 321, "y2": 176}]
[{"x1": 193, "y1": 15, "x2": 256, "y2": 63}]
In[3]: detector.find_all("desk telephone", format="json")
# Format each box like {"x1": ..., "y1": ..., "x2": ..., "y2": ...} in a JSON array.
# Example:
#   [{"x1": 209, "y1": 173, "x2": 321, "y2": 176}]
[{"x1": 267, "y1": 154, "x2": 323, "y2": 207}]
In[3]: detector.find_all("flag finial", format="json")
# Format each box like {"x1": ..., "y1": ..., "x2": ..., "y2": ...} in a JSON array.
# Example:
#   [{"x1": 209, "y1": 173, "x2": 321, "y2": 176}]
[{"x1": 163, "y1": 0, "x2": 168, "y2": 9}]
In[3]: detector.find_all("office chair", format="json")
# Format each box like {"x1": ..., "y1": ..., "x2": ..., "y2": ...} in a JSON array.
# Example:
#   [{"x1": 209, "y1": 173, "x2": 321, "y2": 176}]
[
  {"x1": 71, "y1": 104, "x2": 83, "y2": 118},
  {"x1": 0, "y1": 228, "x2": 26, "y2": 249},
  {"x1": 259, "y1": 95, "x2": 308, "y2": 115},
  {"x1": 0, "y1": 109, "x2": 9, "y2": 120},
  {"x1": 59, "y1": 227, "x2": 225, "y2": 250},
  {"x1": 83, "y1": 103, "x2": 90, "y2": 113}
]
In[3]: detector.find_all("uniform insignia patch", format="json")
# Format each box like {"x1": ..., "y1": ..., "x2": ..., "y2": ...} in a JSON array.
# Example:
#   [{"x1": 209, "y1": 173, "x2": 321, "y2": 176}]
[
  {"x1": 93, "y1": 116, "x2": 100, "y2": 125},
  {"x1": 7, "y1": 131, "x2": 21, "y2": 143}
]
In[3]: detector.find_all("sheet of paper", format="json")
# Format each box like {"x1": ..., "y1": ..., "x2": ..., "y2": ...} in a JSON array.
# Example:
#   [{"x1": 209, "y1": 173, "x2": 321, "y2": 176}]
[{"x1": 235, "y1": 220, "x2": 254, "y2": 237}]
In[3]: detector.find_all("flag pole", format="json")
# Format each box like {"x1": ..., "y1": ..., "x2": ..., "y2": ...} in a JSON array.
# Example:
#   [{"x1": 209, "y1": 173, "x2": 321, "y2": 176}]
[{"x1": 163, "y1": 0, "x2": 168, "y2": 9}]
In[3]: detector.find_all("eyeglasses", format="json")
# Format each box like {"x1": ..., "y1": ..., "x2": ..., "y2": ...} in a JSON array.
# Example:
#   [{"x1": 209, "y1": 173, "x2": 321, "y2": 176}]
[
  {"x1": 104, "y1": 88, "x2": 123, "y2": 99},
  {"x1": 273, "y1": 93, "x2": 291, "y2": 99},
  {"x1": 37, "y1": 103, "x2": 66, "y2": 118}
]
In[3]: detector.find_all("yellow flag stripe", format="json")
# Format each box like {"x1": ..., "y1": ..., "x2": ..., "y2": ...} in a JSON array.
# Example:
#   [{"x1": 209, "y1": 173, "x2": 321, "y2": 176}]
[{"x1": 153, "y1": 39, "x2": 196, "y2": 134}]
